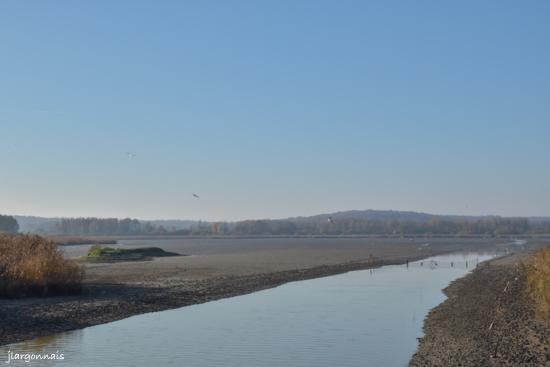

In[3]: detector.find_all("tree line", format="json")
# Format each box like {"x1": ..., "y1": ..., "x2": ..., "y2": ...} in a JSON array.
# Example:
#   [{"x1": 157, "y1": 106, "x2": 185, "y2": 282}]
[
  {"x1": 53, "y1": 218, "x2": 167, "y2": 235},
  {"x1": 182, "y1": 217, "x2": 548, "y2": 236},
  {"x1": 0, "y1": 215, "x2": 19, "y2": 234},
  {"x1": 11, "y1": 215, "x2": 550, "y2": 236}
]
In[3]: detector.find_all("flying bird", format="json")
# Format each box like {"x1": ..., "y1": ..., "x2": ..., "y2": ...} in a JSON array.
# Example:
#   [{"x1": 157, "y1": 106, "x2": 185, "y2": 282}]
[
  {"x1": 126, "y1": 152, "x2": 136, "y2": 159},
  {"x1": 192, "y1": 193, "x2": 200, "y2": 199},
  {"x1": 327, "y1": 216, "x2": 334, "y2": 224}
]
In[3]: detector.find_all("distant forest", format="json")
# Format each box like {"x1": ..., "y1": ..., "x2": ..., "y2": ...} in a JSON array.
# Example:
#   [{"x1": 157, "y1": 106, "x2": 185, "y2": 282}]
[
  {"x1": 8, "y1": 211, "x2": 550, "y2": 236},
  {"x1": 54, "y1": 218, "x2": 168, "y2": 235},
  {"x1": 181, "y1": 217, "x2": 549, "y2": 236},
  {"x1": 0, "y1": 215, "x2": 19, "y2": 234}
]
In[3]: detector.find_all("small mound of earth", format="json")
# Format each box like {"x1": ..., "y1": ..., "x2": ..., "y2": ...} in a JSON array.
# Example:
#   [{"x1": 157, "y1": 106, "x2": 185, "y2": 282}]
[{"x1": 85, "y1": 247, "x2": 183, "y2": 262}]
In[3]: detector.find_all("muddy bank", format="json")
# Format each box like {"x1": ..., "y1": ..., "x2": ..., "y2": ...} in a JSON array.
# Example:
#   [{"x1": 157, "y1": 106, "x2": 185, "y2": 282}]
[{"x1": 410, "y1": 253, "x2": 550, "y2": 367}]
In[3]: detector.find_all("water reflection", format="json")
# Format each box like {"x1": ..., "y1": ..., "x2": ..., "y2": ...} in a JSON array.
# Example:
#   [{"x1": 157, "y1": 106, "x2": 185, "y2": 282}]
[
  {"x1": 15, "y1": 334, "x2": 67, "y2": 353},
  {"x1": 0, "y1": 252, "x2": 496, "y2": 367}
]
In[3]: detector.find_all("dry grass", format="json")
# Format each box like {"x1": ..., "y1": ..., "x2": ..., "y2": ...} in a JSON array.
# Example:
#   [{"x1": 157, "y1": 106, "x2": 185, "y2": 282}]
[
  {"x1": 525, "y1": 246, "x2": 550, "y2": 319},
  {"x1": 0, "y1": 234, "x2": 84, "y2": 298}
]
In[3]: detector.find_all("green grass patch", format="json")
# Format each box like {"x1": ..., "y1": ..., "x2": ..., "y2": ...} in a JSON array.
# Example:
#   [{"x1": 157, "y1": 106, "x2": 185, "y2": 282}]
[
  {"x1": 87, "y1": 245, "x2": 126, "y2": 258},
  {"x1": 85, "y1": 245, "x2": 180, "y2": 261}
]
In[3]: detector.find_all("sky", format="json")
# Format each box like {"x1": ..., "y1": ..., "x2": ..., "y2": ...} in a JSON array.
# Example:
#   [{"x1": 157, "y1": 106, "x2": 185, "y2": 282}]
[{"x1": 1, "y1": 1, "x2": 549, "y2": 221}]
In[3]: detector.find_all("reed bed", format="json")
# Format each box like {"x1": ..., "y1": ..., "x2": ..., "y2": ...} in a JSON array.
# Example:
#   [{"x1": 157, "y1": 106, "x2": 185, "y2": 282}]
[
  {"x1": 525, "y1": 246, "x2": 550, "y2": 319},
  {"x1": 0, "y1": 234, "x2": 83, "y2": 297}
]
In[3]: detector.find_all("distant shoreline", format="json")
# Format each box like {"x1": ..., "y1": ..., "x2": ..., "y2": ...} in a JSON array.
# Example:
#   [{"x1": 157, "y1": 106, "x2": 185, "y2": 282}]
[{"x1": 50, "y1": 233, "x2": 550, "y2": 244}]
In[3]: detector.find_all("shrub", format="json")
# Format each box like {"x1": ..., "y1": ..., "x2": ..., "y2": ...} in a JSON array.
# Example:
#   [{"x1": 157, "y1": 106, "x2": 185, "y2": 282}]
[
  {"x1": 0, "y1": 214, "x2": 19, "y2": 234},
  {"x1": 87, "y1": 244, "x2": 106, "y2": 257},
  {"x1": 525, "y1": 246, "x2": 550, "y2": 319},
  {"x1": 87, "y1": 245, "x2": 122, "y2": 258},
  {"x1": 0, "y1": 234, "x2": 84, "y2": 297}
]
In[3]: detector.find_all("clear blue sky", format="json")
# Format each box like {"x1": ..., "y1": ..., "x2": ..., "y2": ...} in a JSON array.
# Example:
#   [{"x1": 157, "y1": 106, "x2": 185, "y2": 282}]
[{"x1": 1, "y1": 1, "x2": 549, "y2": 221}]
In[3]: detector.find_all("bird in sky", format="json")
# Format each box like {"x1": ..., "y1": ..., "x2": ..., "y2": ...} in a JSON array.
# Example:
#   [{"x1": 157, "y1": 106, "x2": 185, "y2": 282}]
[
  {"x1": 192, "y1": 193, "x2": 200, "y2": 199},
  {"x1": 327, "y1": 216, "x2": 334, "y2": 224},
  {"x1": 126, "y1": 152, "x2": 136, "y2": 159}
]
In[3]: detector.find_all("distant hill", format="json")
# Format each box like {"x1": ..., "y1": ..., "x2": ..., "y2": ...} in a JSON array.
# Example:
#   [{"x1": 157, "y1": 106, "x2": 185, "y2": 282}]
[
  {"x1": 291, "y1": 210, "x2": 438, "y2": 224},
  {"x1": 289, "y1": 210, "x2": 505, "y2": 224}
]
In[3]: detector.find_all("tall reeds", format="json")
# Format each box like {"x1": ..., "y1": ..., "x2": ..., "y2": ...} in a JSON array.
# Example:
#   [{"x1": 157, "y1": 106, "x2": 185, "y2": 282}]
[
  {"x1": 525, "y1": 246, "x2": 550, "y2": 319},
  {"x1": 0, "y1": 234, "x2": 83, "y2": 297}
]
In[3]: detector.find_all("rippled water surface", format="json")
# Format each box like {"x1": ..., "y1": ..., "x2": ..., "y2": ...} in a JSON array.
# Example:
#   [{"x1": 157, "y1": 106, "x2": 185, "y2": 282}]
[{"x1": 1, "y1": 252, "x2": 496, "y2": 367}]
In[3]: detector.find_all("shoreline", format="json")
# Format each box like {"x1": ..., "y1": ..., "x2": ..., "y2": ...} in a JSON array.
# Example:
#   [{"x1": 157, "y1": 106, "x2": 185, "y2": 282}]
[{"x1": 410, "y1": 251, "x2": 550, "y2": 366}]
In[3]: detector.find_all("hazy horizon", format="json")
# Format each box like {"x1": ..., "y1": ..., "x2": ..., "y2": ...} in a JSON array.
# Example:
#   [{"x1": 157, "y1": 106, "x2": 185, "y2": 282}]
[
  {"x1": 2, "y1": 1, "x2": 549, "y2": 221},
  {"x1": 8, "y1": 207, "x2": 550, "y2": 223}
]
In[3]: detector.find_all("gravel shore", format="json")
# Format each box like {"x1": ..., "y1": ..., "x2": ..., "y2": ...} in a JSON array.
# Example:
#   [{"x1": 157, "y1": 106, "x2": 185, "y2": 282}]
[{"x1": 410, "y1": 251, "x2": 550, "y2": 366}]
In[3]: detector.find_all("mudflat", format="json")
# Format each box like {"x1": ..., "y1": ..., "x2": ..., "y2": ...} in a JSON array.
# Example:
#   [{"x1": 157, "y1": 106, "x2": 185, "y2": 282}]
[
  {"x1": 0, "y1": 236, "x2": 519, "y2": 346},
  {"x1": 65, "y1": 237, "x2": 509, "y2": 283}
]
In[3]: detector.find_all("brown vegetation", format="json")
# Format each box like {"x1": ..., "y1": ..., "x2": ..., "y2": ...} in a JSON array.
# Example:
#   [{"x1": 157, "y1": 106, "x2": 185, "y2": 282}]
[
  {"x1": 525, "y1": 246, "x2": 550, "y2": 320},
  {"x1": 0, "y1": 234, "x2": 83, "y2": 297}
]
